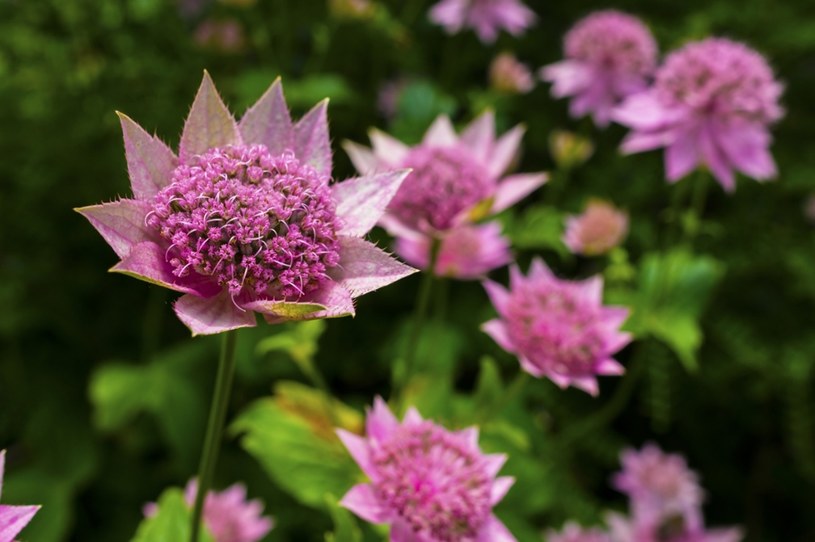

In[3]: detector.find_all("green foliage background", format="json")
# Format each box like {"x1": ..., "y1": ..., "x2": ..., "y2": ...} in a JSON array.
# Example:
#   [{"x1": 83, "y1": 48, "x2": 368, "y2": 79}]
[{"x1": 0, "y1": 0, "x2": 814, "y2": 540}]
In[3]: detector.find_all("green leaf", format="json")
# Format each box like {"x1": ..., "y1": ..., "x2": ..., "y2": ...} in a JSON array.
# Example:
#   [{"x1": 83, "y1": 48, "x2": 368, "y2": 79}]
[
  {"x1": 624, "y1": 249, "x2": 724, "y2": 370},
  {"x1": 231, "y1": 384, "x2": 361, "y2": 509},
  {"x1": 88, "y1": 341, "x2": 209, "y2": 465},
  {"x1": 503, "y1": 205, "x2": 568, "y2": 255},
  {"x1": 131, "y1": 488, "x2": 213, "y2": 542},
  {"x1": 324, "y1": 495, "x2": 362, "y2": 542}
]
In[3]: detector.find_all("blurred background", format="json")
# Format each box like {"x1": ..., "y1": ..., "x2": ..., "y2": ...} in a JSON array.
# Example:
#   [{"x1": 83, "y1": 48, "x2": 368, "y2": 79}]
[{"x1": 1, "y1": 0, "x2": 814, "y2": 540}]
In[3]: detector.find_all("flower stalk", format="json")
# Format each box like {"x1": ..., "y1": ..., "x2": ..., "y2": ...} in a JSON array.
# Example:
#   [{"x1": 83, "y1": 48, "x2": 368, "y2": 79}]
[{"x1": 190, "y1": 330, "x2": 239, "y2": 542}]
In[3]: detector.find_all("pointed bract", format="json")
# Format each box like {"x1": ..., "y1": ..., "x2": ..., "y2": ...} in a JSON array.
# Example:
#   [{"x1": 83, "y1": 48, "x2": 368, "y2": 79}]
[
  {"x1": 294, "y1": 99, "x2": 332, "y2": 177},
  {"x1": 174, "y1": 291, "x2": 258, "y2": 336},
  {"x1": 118, "y1": 113, "x2": 178, "y2": 199},
  {"x1": 76, "y1": 199, "x2": 155, "y2": 259},
  {"x1": 180, "y1": 71, "x2": 241, "y2": 161},
  {"x1": 330, "y1": 237, "x2": 417, "y2": 298},
  {"x1": 238, "y1": 78, "x2": 294, "y2": 155},
  {"x1": 332, "y1": 170, "x2": 411, "y2": 237}
]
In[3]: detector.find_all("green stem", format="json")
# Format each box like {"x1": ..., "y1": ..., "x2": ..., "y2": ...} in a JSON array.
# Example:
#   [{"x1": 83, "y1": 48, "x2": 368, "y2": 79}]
[
  {"x1": 561, "y1": 343, "x2": 648, "y2": 445},
  {"x1": 398, "y1": 239, "x2": 440, "y2": 399},
  {"x1": 190, "y1": 330, "x2": 239, "y2": 542},
  {"x1": 686, "y1": 170, "x2": 710, "y2": 245}
]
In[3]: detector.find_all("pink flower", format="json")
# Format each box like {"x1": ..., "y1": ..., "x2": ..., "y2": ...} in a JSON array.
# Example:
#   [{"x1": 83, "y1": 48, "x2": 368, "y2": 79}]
[
  {"x1": 490, "y1": 52, "x2": 535, "y2": 94},
  {"x1": 546, "y1": 521, "x2": 611, "y2": 542},
  {"x1": 564, "y1": 200, "x2": 629, "y2": 256},
  {"x1": 613, "y1": 444, "x2": 704, "y2": 531},
  {"x1": 614, "y1": 38, "x2": 784, "y2": 192},
  {"x1": 541, "y1": 11, "x2": 657, "y2": 127},
  {"x1": 344, "y1": 111, "x2": 547, "y2": 278},
  {"x1": 429, "y1": 0, "x2": 536, "y2": 43},
  {"x1": 145, "y1": 480, "x2": 273, "y2": 542},
  {"x1": 0, "y1": 450, "x2": 40, "y2": 542},
  {"x1": 395, "y1": 221, "x2": 511, "y2": 280},
  {"x1": 482, "y1": 259, "x2": 631, "y2": 395},
  {"x1": 77, "y1": 73, "x2": 416, "y2": 335},
  {"x1": 337, "y1": 397, "x2": 516, "y2": 542}
]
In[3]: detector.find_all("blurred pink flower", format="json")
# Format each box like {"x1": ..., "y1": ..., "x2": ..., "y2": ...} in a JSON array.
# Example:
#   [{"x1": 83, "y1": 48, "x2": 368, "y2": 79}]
[
  {"x1": 344, "y1": 111, "x2": 546, "y2": 277},
  {"x1": 613, "y1": 444, "x2": 703, "y2": 527},
  {"x1": 194, "y1": 19, "x2": 246, "y2": 53},
  {"x1": 547, "y1": 521, "x2": 611, "y2": 542},
  {"x1": 482, "y1": 259, "x2": 631, "y2": 395},
  {"x1": 77, "y1": 73, "x2": 416, "y2": 335},
  {"x1": 429, "y1": 0, "x2": 536, "y2": 43},
  {"x1": 0, "y1": 450, "x2": 40, "y2": 542},
  {"x1": 541, "y1": 11, "x2": 657, "y2": 127},
  {"x1": 395, "y1": 221, "x2": 512, "y2": 280},
  {"x1": 145, "y1": 480, "x2": 273, "y2": 542},
  {"x1": 614, "y1": 38, "x2": 784, "y2": 192},
  {"x1": 490, "y1": 52, "x2": 535, "y2": 94},
  {"x1": 337, "y1": 397, "x2": 516, "y2": 542},
  {"x1": 606, "y1": 511, "x2": 743, "y2": 542},
  {"x1": 563, "y1": 200, "x2": 629, "y2": 256}
]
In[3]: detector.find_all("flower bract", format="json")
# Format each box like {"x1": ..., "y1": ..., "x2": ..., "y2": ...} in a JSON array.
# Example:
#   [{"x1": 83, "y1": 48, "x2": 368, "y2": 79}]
[{"x1": 0, "y1": 450, "x2": 40, "y2": 542}]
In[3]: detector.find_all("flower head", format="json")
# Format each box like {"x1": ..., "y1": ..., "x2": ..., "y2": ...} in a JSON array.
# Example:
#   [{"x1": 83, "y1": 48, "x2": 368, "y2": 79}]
[
  {"x1": 337, "y1": 397, "x2": 516, "y2": 542},
  {"x1": 613, "y1": 444, "x2": 704, "y2": 529},
  {"x1": 490, "y1": 53, "x2": 535, "y2": 94},
  {"x1": 482, "y1": 259, "x2": 631, "y2": 395},
  {"x1": 546, "y1": 522, "x2": 610, "y2": 542},
  {"x1": 145, "y1": 480, "x2": 273, "y2": 542},
  {"x1": 344, "y1": 111, "x2": 546, "y2": 278},
  {"x1": 0, "y1": 450, "x2": 41, "y2": 542},
  {"x1": 429, "y1": 0, "x2": 536, "y2": 43},
  {"x1": 614, "y1": 38, "x2": 784, "y2": 191},
  {"x1": 78, "y1": 72, "x2": 416, "y2": 335},
  {"x1": 564, "y1": 200, "x2": 629, "y2": 256},
  {"x1": 542, "y1": 11, "x2": 657, "y2": 127}
]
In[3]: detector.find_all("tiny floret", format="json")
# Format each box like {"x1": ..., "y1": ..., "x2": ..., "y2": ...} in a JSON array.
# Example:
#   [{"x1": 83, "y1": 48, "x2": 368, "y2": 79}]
[
  {"x1": 542, "y1": 10, "x2": 657, "y2": 127},
  {"x1": 482, "y1": 259, "x2": 631, "y2": 395},
  {"x1": 614, "y1": 38, "x2": 784, "y2": 192},
  {"x1": 337, "y1": 398, "x2": 517, "y2": 542}
]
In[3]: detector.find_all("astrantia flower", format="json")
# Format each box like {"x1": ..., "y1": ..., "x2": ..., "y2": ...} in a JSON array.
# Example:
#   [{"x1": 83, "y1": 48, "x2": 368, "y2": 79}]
[
  {"x1": 614, "y1": 38, "x2": 784, "y2": 192},
  {"x1": 546, "y1": 522, "x2": 610, "y2": 542},
  {"x1": 541, "y1": 10, "x2": 657, "y2": 127},
  {"x1": 429, "y1": 0, "x2": 536, "y2": 43},
  {"x1": 395, "y1": 221, "x2": 512, "y2": 280},
  {"x1": 613, "y1": 444, "x2": 704, "y2": 528},
  {"x1": 490, "y1": 52, "x2": 535, "y2": 94},
  {"x1": 564, "y1": 200, "x2": 629, "y2": 256},
  {"x1": 145, "y1": 480, "x2": 273, "y2": 542},
  {"x1": 344, "y1": 111, "x2": 547, "y2": 278},
  {"x1": 78, "y1": 73, "x2": 416, "y2": 335},
  {"x1": 482, "y1": 259, "x2": 631, "y2": 395},
  {"x1": 337, "y1": 397, "x2": 516, "y2": 541},
  {"x1": 0, "y1": 450, "x2": 40, "y2": 542}
]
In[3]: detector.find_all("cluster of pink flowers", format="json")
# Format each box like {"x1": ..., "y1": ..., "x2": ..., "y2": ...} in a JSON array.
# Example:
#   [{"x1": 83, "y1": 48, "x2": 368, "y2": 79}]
[
  {"x1": 543, "y1": 10, "x2": 783, "y2": 192},
  {"x1": 338, "y1": 398, "x2": 516, "y2": 541},
  {"x1": 344, "y1": 111, "x2": 547, "y2": 279},
  {"x1": 489, "y1": 53, "x2": 535, "y2": 94},
  {"x1": 0, "y1": 450, "x2": 40, "y2": 542},
  {"x1": 145, "y1": 480, "x2": 273, "y2": 542},
  {"x1": 547, "y1": 444, "x2": 743, "y2": 542},
  {"x1": 563, "y1": 200, "x2": 629, "y2": 256}
]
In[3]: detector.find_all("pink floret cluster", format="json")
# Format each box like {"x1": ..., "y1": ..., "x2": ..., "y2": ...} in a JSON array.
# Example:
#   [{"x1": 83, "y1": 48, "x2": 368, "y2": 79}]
[
  {"x1": 429, "y1": 0, "x2": 536, "y2": 43},
  {"x1": 542, "y1": 10, "x2": 657, "y2": 127},
  {"x1": 148, "y1": 145, "x2": 340, "y2": 300},
  {"x1": 482, "y1": 259, "x2": 631, "y2": 396},
  {"x1": 337, "y1": 397, "x2": 516, "y2": 542},
  {"x1": 615, "y1": 38, "x2": 783, "y2": 191},
  {"x1": 563, "y1": 200, "x2": 629, "y2": 256}
]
